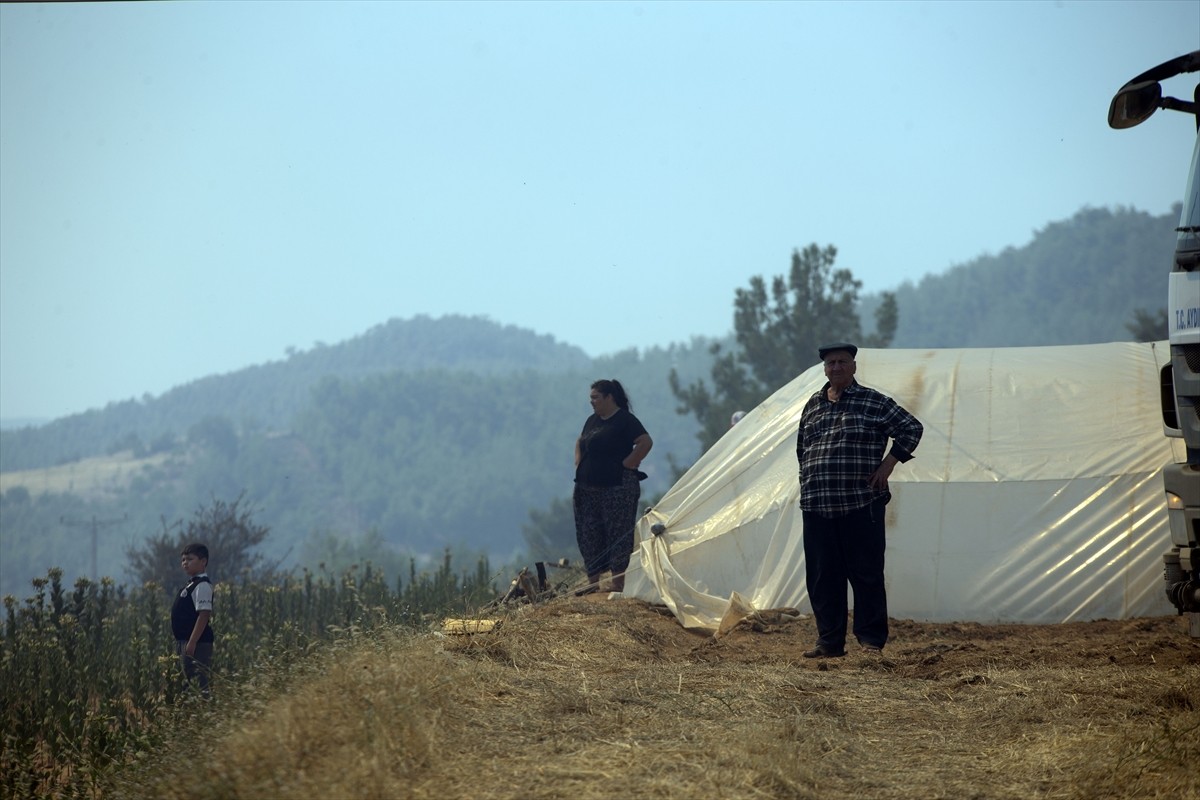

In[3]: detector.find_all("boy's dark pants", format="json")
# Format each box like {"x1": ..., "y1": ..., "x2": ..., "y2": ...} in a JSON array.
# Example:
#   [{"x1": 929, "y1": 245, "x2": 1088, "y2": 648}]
[
  {"x1": 175, "y1": 640, "x2": 213, "y2": 695},
  {"x1": 802, "y1": 499, "x2": 889, "y2": 651}
]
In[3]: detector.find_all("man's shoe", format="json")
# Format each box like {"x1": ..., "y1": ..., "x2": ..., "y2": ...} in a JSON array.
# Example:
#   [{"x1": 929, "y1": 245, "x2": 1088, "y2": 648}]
[
  {"x1": 860, "y1": 644, "x2": 883, "y2": 653},
  {"x1": 802, "y1": 645, "x2": 846, "y2": 659}
]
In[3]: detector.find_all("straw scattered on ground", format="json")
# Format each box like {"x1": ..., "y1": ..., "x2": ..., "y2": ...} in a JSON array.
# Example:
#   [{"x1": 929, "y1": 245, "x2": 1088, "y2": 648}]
[{"x1": 113, "y1": 595, "x2": 1199, "y2": 800}]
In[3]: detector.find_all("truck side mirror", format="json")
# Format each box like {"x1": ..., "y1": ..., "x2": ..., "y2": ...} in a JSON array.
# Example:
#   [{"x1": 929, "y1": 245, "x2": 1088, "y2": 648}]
[{"x1": 1108, "y1": 80, "x2": 1163, "y2": 129}]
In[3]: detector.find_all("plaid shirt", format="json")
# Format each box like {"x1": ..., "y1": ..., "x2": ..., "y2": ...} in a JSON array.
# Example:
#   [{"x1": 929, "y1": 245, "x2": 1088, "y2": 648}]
[{"x1": 796, "y1": 380, "x2": 923, "y2": 517}]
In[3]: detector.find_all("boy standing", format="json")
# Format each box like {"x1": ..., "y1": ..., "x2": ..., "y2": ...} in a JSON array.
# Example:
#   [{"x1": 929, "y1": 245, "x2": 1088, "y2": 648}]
[{"x1": 172, "y1": 542, "x2": 214, "y2": 695}]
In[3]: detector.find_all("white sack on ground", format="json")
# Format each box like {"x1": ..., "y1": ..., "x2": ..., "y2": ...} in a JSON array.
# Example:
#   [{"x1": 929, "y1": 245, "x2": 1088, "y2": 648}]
[{"x1": 624, "y1": 342, "x2": 1182, "y2": 633}]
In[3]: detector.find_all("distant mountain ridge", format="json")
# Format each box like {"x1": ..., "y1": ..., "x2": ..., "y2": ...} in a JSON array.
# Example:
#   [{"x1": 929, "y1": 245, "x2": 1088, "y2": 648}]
[
  {"x1": 0, "y1": 315, "x2": 593, "y2": 473},
  {"x1": 0, "y1": 204, "x2": 1179, "y2": 598},
  {"x1": 0, "y1": 418, "x2": 50, "y2": 431},
  {"x1": 1, "y1": 206, "x2": 1176, "y2": 473},
  {"x1": 0, "y1": 322, "x2": 716, "y2": 596},
  {"x1": 877, "y1": 206, "x2": 1175, "y2": 348}
]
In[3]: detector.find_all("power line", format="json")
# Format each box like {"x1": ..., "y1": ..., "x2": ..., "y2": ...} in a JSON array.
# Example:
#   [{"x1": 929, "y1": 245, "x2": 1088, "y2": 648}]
[{"x1": 60, "y1": 514, "x2": 127, "y2": 581}]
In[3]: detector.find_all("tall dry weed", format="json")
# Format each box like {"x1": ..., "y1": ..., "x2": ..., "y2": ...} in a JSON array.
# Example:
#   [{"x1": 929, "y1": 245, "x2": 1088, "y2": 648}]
[
  {"x1": 119, "y1": 631, "x2": 458, "y2": 800},
  {"x1": 1, "y1": 555, "x2": 496, "y2": 799},
  {"x1": 108, "y1": 596, "x2": 1199, "y2": 800}
]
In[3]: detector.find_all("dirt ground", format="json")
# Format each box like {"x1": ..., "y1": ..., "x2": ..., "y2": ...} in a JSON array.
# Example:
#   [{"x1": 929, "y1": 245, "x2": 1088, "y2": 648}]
[
  {"x1": 127, "y1": 590, "x2": 1200, "y2": 800},
  {"x1": 427, "y1": 593, "x2": 1199, "y2": 800},
  {"x1": 550, "y1": 591, "x2": 1200, "y2": 672}
]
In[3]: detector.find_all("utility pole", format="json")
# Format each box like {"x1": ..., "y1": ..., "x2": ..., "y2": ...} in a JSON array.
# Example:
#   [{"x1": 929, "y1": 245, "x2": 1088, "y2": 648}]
[{"x1": 61, "y1": 514, "x2": 127, "y2": 581}]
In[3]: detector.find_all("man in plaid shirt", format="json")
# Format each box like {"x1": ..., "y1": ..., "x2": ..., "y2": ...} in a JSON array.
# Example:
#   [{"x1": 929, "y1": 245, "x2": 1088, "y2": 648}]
[{"x1": 796, "y1": 342, "x2": 923, "y2": 658}]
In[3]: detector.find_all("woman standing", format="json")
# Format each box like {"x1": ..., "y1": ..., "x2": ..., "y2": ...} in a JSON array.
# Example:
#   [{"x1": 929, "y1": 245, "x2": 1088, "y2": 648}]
[{"x1": 573, "y1": 379, "x2": 653, "y2": 594}]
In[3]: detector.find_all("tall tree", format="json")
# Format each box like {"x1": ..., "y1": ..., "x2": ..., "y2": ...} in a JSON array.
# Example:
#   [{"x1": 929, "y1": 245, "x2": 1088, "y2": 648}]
[
  {"x1": 126, "y1": 494, "x2": 278, "y2": 592},
  {"x1": 670, "y1": 244, "x2": 897, "y2": 454}
]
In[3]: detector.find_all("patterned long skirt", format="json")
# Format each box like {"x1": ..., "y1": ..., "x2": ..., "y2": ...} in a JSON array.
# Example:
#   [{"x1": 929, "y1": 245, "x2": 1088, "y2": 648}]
[{"x1": 573, "y1": 469, "x2": 641, "y2": 577}]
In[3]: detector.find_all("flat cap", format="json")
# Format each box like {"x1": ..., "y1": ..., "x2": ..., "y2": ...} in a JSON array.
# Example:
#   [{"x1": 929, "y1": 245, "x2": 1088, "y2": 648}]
[{"x1": 818, "y1": 342, "x2": 858, "y2": 360}]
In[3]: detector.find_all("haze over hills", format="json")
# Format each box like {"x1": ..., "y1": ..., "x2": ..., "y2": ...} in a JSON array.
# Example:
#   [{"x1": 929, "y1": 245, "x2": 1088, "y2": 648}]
[
  {"x1": 0, "y1": 318, "x2": 719, "y2": 597},
  {"x1": 0, "y1": 418, "x2": 47, "y2": 431},
  {"x1": 884, "y1": 206, "x2": 1176, "y2": 348},
  {"x1": 0, "y1": 316, "x2": 596, "y2": 471},
  {"x1": 0, "y1": 205, "x2": 1177, "y2": 597}
]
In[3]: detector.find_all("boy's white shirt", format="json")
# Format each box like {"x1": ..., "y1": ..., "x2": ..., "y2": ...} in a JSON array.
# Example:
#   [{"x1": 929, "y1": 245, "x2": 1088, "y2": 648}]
[{"x1": 191, "y1": 572, "x2": 213, "y2": 612}]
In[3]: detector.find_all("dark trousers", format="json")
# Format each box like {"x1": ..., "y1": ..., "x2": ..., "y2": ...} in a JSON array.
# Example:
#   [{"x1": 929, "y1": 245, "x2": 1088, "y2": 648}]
[
  {"x1": 176, "y1": 640, "x2": 213, "y2": 696},
  {"x1": 573, "y1": 470, "x2": 641, "y2": 577},
  {"x1": 802, "y1": 499, "x2": 889, "y2": 650}
]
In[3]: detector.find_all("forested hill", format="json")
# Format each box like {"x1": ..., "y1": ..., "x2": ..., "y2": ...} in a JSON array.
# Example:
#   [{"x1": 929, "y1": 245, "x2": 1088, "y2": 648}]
[
  {"x1": 878, "y1": 206, "x2": 1177, "y2": 347},
  {"x1": 0, "y1": 315, "x2": 593, "y2": 472},
  {"x1": 0, "y1": 204, "x2": 1178, "y2": 597},
  {"x1": 1, "y1": 205, "x2": 1175, "y2": 473},
  {"x1": 0, "y1": 322, "x2": 717, "y2": 597}
]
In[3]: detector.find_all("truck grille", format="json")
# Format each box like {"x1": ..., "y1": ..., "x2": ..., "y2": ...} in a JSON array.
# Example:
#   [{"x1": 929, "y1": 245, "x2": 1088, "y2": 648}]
[{"x1": 1185, "y1": 344, "x2": 1200, "y2": 374}]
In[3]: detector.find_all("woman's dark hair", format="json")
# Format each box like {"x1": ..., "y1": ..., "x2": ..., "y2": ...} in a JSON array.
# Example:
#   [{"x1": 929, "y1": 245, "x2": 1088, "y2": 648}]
[{"x1": 591, "y1": 379, "x2": 632, "y2": 411}]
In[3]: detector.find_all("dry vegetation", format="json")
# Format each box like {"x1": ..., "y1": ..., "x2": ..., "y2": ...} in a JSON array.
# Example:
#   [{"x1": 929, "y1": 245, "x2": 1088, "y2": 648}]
[
  {"x1": 113, "y1": 596, "x2": 1198, "y2": 800},
  {"x1": 0, "y1": 450, "x2": 170, "y2": 501}
]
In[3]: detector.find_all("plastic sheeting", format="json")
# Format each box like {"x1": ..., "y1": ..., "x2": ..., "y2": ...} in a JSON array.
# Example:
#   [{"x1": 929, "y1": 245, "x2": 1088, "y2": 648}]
[{"x1": 624, "y1": 342, "x2": 1184, "y2": 632}]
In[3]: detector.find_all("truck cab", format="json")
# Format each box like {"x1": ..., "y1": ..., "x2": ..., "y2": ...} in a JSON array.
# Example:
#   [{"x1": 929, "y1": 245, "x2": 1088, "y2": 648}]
[{"x1": 1109, "y1": 50, "x2": 1200, "y2": 636}]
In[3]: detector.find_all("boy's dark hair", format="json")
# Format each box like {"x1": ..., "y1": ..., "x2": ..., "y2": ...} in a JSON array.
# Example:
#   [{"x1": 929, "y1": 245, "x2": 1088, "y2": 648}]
[{"x1": 181, "y1": 542, "x2": 209, "y2": 561}]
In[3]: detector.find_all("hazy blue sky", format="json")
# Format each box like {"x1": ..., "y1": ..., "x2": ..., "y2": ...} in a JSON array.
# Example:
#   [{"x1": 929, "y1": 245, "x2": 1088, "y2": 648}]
[{"x1": 2, "y1": 1, "x2": 1197, "y2": 420}]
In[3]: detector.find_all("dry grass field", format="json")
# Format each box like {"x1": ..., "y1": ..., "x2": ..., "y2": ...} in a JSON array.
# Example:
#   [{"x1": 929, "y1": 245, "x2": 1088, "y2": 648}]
[
  {"x1": 0, "y1": 450, "x2": 172, "y2": 500},
  {"x1": 115, "y1": 592, "x2": 1199, "y2": 800}
]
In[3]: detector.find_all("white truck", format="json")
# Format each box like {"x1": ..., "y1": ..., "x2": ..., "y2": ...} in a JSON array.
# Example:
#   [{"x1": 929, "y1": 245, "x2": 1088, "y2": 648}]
[{"x1": 1109, "y1": 51, "x2": 1200, "y2": 636}]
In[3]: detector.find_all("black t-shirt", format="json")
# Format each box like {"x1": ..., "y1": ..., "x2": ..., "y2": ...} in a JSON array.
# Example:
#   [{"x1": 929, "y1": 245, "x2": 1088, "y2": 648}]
[{"x1": 575, "y1": 409, "x2": 648, "y2": 487}]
